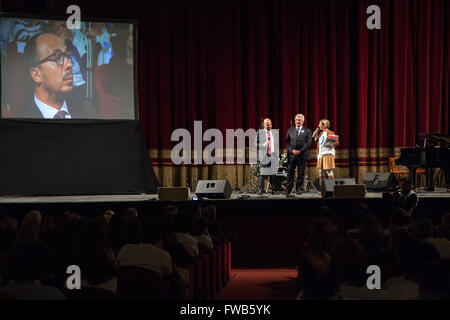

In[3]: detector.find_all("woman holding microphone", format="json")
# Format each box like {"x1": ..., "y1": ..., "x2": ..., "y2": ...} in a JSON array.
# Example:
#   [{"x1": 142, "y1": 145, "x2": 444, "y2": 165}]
[{"x1": 313, "y1": 119, "x2": 339, "y2": 187}]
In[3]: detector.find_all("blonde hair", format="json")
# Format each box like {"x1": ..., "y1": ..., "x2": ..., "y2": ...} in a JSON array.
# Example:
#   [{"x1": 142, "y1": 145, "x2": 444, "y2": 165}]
[{"x1": 320, "y1": 119, "x2": 330, "y2": 129}]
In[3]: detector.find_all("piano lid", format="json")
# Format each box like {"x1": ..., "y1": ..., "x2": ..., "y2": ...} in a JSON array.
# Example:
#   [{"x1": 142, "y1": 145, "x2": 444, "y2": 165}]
[{"x1": 418, "y1": 132, "x2": 450, "y2": 146}]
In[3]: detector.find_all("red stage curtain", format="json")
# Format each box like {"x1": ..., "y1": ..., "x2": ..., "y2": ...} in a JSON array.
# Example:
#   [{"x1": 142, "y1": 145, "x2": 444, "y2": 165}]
[{"x1": 3, "y1": 0, "x2": 449, "y2": 187}]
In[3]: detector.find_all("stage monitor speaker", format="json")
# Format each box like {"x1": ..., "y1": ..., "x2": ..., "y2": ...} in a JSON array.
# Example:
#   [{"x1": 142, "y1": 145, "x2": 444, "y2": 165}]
[
  {"x1": 195, "y1": 180, "x2": 232, "y2": 199},
  {"x1": 158, "y1": 187, "x2": 190, "y2": 201},
  {"x1": 321, "y1": 178, "x2": 356, "y2": 198},
  {"x1": 334, "y1": 184, "x2": 366, "y2": 199},
  {"x1": 364, "y1": 172, "x2": 396, "y2": 191}
]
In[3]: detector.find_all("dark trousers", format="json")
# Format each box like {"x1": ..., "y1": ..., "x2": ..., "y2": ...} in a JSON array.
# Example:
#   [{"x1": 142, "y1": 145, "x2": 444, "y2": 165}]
[
  {"x1": 286, "y1": 155, "x2": 307, "y2": 192},
  {"x1": 258, "y1": 175, "x2": 276, "y2": 192}
]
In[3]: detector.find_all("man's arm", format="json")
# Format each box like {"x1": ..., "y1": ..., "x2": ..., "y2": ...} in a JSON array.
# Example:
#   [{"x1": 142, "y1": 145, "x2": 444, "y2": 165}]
[{"x1": 285, "y1": 129, "x2": 293, "y2": 155}]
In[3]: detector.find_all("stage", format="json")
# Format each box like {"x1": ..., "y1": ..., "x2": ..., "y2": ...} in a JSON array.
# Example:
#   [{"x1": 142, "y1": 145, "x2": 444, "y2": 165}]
[
  {"x1": 1, "y1": 189, "x2": 449, "y2": 267},
  {"x1": 0, "y1": 188, "x2": 449, "y2": 203}
]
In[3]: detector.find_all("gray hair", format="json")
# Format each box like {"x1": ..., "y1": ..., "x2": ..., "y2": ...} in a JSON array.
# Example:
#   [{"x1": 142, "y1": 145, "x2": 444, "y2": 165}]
[{"x1": 295, "y1": 114, "x2": 305, "y2": 121}]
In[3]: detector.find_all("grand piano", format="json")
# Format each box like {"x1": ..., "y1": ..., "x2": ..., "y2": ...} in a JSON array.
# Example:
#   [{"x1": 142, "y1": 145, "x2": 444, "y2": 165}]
[{"x1": 395, "y1": 133, "x2": 450, "y2": 191}]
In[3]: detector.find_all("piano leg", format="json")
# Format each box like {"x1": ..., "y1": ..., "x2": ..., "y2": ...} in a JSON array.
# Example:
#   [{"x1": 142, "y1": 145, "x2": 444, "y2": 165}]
[
  {"x1": 445, "y1": 168, "x2": 450, "y2": 189},
  {"x1": 426, "y1": 168, "x2": 434, "y2": 192}
]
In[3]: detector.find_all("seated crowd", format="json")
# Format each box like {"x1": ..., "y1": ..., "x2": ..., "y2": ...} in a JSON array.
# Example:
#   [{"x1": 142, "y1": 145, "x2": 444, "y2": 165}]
[
  {"x1": 0, "y1": 204, "x2": 233, "y2": 300},
  {"x1": 296, "y1": 202, "x2": 450, "y2": 300}
]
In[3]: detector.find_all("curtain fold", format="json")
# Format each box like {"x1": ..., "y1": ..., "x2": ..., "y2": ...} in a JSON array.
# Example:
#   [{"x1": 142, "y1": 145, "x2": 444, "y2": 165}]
[{"x1": 3, "y1": 0, "x2": 448, "y2": 188}]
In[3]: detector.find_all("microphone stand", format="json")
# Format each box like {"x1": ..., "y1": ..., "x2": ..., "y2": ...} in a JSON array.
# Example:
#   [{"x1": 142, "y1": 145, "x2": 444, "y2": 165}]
[{"x1": 240, "y1": 117, "x2": 263, "y2": 194}]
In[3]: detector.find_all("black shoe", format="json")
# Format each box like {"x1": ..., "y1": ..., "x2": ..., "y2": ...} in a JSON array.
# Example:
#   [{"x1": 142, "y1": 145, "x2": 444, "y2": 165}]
[
  {"x1": 295, "y1": 190, "x2": 303, "y2": 195},
  {"x1": 258, "y1": 191, "x2": 264, "y2": 195},
  {"x1": 271, "y1": 190, "x2": 278, "y2": 195}
]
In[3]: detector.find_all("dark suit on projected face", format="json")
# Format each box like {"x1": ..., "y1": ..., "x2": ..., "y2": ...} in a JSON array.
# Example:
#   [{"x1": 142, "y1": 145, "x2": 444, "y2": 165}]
[
  {"x1": 21, "y1": 97, "x2": 95, "y2": 119},
  {"x1": 285, "y1": 123, "x2": 312, "y2": 193}
]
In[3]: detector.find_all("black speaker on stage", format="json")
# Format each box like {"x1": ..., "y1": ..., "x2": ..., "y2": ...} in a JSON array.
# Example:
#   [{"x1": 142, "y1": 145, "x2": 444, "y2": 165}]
[
  {"x1": 195, "y1": 180, "x2": 232, "y2": 199},
  {"x1": 321, "y1": 178, "x2": 356, "y2": 198},
  {"x1": 364, "y1": 172, "x2": 396, "y2": 191}
]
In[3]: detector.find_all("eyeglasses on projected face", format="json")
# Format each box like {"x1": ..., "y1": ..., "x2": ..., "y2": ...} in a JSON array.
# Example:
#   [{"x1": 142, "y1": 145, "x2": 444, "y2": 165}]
[{"x1": 33, "y1": 49, "x2": 73, "y2": 68}]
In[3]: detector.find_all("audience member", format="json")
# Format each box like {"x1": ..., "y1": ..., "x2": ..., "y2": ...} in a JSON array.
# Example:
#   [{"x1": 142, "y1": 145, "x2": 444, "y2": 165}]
[
  {"x1": 191, "y1": 217, "x2": 214, "y2": 253},
  {"x1": 116, "y1": 220, "x2": 173, "y2": 277},
  {"x1": 296, "y1": 248, "x2": 337, "y2": 300},
  {"x1": 79, "y1": 240, "x2": 117, "y2": 292},
  {"x1": 80, "y1": 216, "x2": 115, "y2": 261},
  {"x1": 411, "y1": 218, "x2": 450, "y2": 260},
  {"x1": 0, "y1": 240, "x2": 65, "y2": 300},
  {"x1": 418, "y1": 261, "x2": 450, "y2": 300},
  {"x1": 174, "y1": 214, "x2": 199, "y2": 258},
  {"x1": 330, "y1": 238, "x2": 387, "y2": 299},
  {"x1": 346, "y1": 202, "x2": 371, "y2": 235},
  {"x1": 383, "y1": 240, "x2": 440, "y2": 299},
  {"x1": 439, "y1": 213, "x2": 450, "y2": 240}
]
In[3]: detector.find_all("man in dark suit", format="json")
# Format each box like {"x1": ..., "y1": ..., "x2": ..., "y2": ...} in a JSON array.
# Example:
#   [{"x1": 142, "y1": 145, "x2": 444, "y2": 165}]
[
  {"x1": 22, "y1": 32, "x2": 93, "y2": 119},
  {"x1": 285, "y1": 113, "x2": 312, "y2": 195}
]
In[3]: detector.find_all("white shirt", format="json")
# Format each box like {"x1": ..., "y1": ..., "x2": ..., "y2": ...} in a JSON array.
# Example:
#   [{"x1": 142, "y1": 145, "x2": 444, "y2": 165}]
[
  {"x1": 318, "y1": 130, "x2": 336, "y2": 159},
  {"x1": 116, "y1": 243, "x2": 173, "y2": 277},
  {"x1": 175, "y1": 232, "x2": 199, "y2": 257},
  {"x1": 422, "y1": 237, "x2": 450, "y2": 260},
  {"x1": 34, "y1": 95, "x2": 72, "y2": 119},
  {"x1": 0, "y1": 280, "x2": 66, "y2": 300},
  {"x1": 338, "y1": 284, "x2": 388, "y2": 300},
  {"x1": 195, "y1": 234, "x2": 214, "y2": 251},
  {"x1": 383, "y1": 275, "x2": 419, "y2": 300},
  {"x1": 80, "y1": 277, "x2": 117, "y2": 293},
  {"x1": 265, "y1": 129, "x2": 275, "y2": 155}
]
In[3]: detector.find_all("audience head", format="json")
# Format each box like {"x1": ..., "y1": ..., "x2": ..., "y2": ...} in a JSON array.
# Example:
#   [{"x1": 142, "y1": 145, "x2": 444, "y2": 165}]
[
  {"x1": 297, "y1": 248, "x2": 337, "y2": 299},
  {"x1": 391, "y1": 207, "x2": 407, "y2": 230},
  {"x1": 79, "y1": 240, "x2": 115, "y2": 285},
  {"x1": 64, "y1": 211, "x2": 81, "y2": 224},
  {"x1": 142, "y1": 220, "x2": 162, "y2": 246},
  {"x1": 103, "y1": 210, "x2": 115, "y2": 225},
  {"x1": 399, "y1": 178, "x2": 412, "y2": 194},
  {"x1": 8, "y1": 240, "x2": 52, "y2": 282},
  {"x1": 440, "y1": 213, "x2": 450, "y2": 229},
  {"x1": 18, "y1": 223, "x2": 40, "y2": 240},
  {"x1": 352, "y1": 202, "x2": 371, "y2": 225},
  {"x1": 158, "y1": 215, "x2": 175, "y2": 244},
  {"x1": 330, "y1": 238, "x2": 367, "y2": 287},
  {"x1": 418, "y1": 262, "x2": 450, "y2": 300},
  {"x1": 317, "y1": 206, "x2": 336, "y2": 223},
  {"x1": 125, "y1": 207, "x2": 138, "y2": 218},
  {"x1": 358, "y1": 214, "x2": 382, "y2": 239},
  {"x1": 174, "y1": 213, "x2": 191, "y2": 234},
  {"x1": 389, "y1": 228, "x2": 413, "y2": 264},
  {"x1": 404, "y1": 240, "x2": 440, "y2": 280},
  {"x1": 201, "y1": 205, "x2": 217, "y2": 223},
  {"x1": 121, "y1": 214, "x2": 142, "y2": 245},
  {"x1": 164, "y1": 205, "x2": 178, "y2": 216},
  {"x1": 23, "y1": 210, "x2": 42, "y2": 225},
  {"x1": 412, "y1": 218, "x2": 434, "y2": 239},
  {"x1": 192, "y1": 217, "x2": 209, "y2": 237},
  {"x1": 80, "y1": 216, "x2": 110, "y2": 248},
  {"x1": 1, "y1": 216, "x2": 18, "y2": 232},
  {"x1": 309, "y1": 217, "x2": 333, "y2": 235}
]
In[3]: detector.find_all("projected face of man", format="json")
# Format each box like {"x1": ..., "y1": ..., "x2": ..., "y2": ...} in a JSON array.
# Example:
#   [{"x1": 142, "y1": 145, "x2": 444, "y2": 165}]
[{"x1": 30, "y1": 33, "x2": 73, "y2": 109}]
